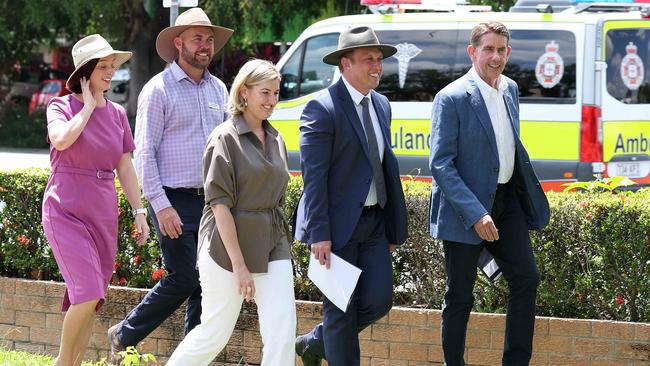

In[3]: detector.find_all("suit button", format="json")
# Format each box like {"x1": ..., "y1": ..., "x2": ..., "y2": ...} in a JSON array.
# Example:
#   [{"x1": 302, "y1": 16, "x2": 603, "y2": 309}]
[
  {"x1": 493, "y1": 167, "x2": 499, "y2": 172},
  {"x1": 490, "y1": 193, "x2": 495, "y2": 199},
  {"x1": 359, "y1": 202, "x2": 364, "y2": 207},
  {"x1": 366, "y1": 179, "x2": 371, "y2": 184}
]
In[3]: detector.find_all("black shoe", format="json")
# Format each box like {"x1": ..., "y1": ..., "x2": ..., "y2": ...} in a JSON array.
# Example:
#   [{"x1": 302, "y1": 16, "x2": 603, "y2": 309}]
[{"x1": 295, "y1": 334, "x2": 323, "y2": 366}]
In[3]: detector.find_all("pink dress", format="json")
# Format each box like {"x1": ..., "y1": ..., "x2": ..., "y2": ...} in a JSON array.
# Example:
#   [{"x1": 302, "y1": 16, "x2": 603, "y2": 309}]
[{"x1": 42, "y1": 95, "x2": 135, "y2": 312}]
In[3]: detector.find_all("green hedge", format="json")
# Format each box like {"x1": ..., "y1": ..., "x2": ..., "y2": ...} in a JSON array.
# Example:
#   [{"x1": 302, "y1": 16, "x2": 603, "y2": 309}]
[
  {"x1": 0, "y1": 101, "x2": 136, "y2": 149},
  {"x1": 0, "y1": 102, "x2": 49, "y2": 149},
  {"x1": 0, "y1": 169, "x2": 163, "y2": 288},
  {"x1": 0, "y1": 169, "x2": 648, "y2": 322}
]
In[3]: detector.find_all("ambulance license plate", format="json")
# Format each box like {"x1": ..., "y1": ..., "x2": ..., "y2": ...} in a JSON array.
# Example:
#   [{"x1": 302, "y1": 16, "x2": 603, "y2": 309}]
[{"x1": 608, "y1": 161, "x2": 650, "y2": 179}]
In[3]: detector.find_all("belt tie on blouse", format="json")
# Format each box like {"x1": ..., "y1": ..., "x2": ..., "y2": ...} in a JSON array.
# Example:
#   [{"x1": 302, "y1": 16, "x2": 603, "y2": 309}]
[{"x1": 231, "y1": 206, "x2": 291, "y2": 244}]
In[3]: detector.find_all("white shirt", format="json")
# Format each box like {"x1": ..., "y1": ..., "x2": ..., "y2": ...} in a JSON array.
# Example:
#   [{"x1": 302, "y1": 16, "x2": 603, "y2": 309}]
[
  {"x1": 470, "y1": 67, "x2": 515, "y2": 184},
  {"x1": 342, "y1": 75, "x2": 385, "y2": 206}
]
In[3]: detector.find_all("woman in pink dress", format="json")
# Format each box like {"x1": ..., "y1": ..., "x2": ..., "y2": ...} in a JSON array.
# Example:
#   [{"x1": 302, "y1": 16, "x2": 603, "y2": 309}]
[{"x1": 41, "y1": 34, "x2": 150, "y2": 366}]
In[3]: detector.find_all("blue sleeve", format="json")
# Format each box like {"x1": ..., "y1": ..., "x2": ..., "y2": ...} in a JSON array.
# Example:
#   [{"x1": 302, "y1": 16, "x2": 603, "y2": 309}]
[
  {"x1": 429, "y1": 92, "x2": 488, "y2": 229},
  {"x1": 299, "y1": 98, "x2": 334, "y2": 244}
]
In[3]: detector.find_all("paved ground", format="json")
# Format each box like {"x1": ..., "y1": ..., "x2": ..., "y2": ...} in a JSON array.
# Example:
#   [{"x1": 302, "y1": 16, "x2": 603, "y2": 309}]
[{"x1": 0, "y1": 147, "x2": 50, "y2": 170}]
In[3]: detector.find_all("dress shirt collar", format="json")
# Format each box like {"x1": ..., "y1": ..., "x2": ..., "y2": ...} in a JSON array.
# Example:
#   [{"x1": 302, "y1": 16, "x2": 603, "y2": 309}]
[
  {"x1": 342, "y1": 75, "x2": 370, "y2": 106},
  {"x1": 170, "y1": 61, "x2": 211, "y2": 83},
  {"x1": 232, "y1": 114, "x2": 279, "y2": 138},
  {"x1": 470, "y1": 66, "x2": 508, "y2": 95}
]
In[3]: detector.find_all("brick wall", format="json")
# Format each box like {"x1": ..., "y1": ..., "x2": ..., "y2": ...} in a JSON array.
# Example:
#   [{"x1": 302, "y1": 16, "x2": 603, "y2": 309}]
[{"x1": 1, "y1": 277, "x2": 648, "y2": 365}]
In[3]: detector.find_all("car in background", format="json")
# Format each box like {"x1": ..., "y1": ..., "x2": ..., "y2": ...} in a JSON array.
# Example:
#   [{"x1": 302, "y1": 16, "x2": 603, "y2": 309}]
[
  {"x1": 27, "y1": 67, "x2": 129, "y2": 115},
  {"x1": 8, "y1": 66, "x2": 68, "y2": 107},
  {"x1": 106, "y1": 67, "x2": 129, "y2": 109},
  {"x1": 28, "y1": 79, "x2": 69, "y2": 115}
]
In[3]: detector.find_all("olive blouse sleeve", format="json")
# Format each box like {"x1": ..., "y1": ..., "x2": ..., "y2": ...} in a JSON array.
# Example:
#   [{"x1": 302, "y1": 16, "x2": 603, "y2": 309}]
[{"x1": 203, "y1": 132, "x2": 236, "y2": 208}]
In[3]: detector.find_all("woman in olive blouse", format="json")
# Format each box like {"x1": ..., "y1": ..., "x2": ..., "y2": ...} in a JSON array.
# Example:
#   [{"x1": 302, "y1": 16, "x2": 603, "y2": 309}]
[{"x1": 167, "y1": 59, "x2": 295, "y2": 366}]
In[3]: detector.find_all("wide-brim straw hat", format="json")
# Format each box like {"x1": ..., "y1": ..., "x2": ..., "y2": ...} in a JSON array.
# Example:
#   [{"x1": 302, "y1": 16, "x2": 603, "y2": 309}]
[
  {"x1": 323, "y1": 26, "x2": 397, "y2": 66},
  {"x1": 156, "y1": 7, "x2": 234, "y2": 64},
  {"x1": 66, "y1": 34, "x2": 132, "y2": 91}
]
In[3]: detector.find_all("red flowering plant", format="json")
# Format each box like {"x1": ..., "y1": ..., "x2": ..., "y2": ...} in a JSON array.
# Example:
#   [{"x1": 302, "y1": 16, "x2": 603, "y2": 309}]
[
  {"x1": 151, "y1": 268, "x2": 167, "y2": 281},
  {"x1": 533, "y1": 188, "x2": 650, "y2": 322},
  {"x1": 0, "y1": 169, "x2": 166, "y2": 288},
  {"x1": 113, "y1": 182, "x2": 162, "y2": 288},
  {"x1": 0, "y1": 169, "x2": 59, "y2": 280},
  {"x1": 616, "y1": 293, "x2": 625, "y2": 306}
]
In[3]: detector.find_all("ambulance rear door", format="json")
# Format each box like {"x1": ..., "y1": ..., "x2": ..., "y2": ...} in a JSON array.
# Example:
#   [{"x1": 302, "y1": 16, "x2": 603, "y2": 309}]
[{"x1": 600, "y1": 19, "x2": 650, "y2": 185}]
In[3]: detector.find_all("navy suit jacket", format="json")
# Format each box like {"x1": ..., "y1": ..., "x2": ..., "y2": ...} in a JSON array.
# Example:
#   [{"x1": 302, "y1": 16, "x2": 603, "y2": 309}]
[
  {"x1": 293, "y1": 78, "x2": 408, "y2": 250},
  {"x1": 428, "y1": 72, "x2": 550, "y2": 245}
]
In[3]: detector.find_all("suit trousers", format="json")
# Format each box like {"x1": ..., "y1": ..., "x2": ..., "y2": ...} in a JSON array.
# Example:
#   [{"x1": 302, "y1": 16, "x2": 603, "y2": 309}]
[
  {"x1": 167, "y1": 242, "x2": 296, "y2": 366},
  {"x1": 302, "y1": 207, "x2": 393, "y2": 366},
  {"x1": 117, "y1": 189, "x2": 203, "y2": 346},
  {"x1": 441, "y1": 182, "x2": 540, "y2": 366}
]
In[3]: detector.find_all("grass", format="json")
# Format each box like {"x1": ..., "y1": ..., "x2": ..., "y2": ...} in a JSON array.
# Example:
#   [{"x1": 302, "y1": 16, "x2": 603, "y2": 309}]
[
  {"x1": 0, "y1": 348, "x2": 258, "y2": 365},
  {"x1": 0, "y1": 347, "x2": 111, "y2": 366}
]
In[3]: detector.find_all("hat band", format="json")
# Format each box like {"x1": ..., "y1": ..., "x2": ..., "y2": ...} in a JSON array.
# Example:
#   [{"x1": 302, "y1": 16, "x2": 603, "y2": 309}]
[
  {"x1": 73, "y1": 45, "x2": 116, "y2": 67},
  {"x1": 176, "y1": 20, "x2": 214, "y2": 27}
]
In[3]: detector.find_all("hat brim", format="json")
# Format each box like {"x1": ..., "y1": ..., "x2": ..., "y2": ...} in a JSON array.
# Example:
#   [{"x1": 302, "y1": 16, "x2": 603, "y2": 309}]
[
  {"x1": 322, "y1": 44, "x2": 397, "y2": 65},
  {"x1": 156, "y1": 25, "x2": 234, "y2": 64},
  {"x1": 66, "y1": 50, "x2": 132, "y2": 91}
]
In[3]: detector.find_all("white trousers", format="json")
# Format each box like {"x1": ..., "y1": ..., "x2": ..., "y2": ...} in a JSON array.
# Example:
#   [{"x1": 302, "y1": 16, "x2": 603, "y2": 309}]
[{"x1": 167, "y1": 243, "x2": 296, "y2": 366}]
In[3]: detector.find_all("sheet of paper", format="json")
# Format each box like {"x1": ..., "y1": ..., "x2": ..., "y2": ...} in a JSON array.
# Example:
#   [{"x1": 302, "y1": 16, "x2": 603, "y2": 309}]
[
  {"x1": 308, "y1": 252, "x2": 362, "y2": 312},
  {"x1": 478, "y1": 248, "x2": 502, "y2": 283}
]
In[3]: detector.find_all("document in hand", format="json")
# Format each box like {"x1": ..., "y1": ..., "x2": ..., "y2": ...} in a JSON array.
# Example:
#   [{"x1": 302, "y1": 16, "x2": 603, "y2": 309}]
[
  {"x1": 308, "y1": 253, "x2": 362, "y2": 312},
  {"x1": 478, "y1": 248, "x2": 502, "y2": 283}
]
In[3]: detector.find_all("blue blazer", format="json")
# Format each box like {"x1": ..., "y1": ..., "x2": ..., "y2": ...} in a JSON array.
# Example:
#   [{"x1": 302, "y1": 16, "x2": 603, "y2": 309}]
[
  {"x1": 293, "y1": 78, "x2": 408, "y2": 250},
  {"x1": 428, "y1": 72, "x2": 550, "y2": 245}
]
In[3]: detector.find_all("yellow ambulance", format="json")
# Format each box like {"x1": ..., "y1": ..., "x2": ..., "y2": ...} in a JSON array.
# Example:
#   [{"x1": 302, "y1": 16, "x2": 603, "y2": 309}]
[{"x1": 269, "y1": 0, "x2": 650, "y2": 191}]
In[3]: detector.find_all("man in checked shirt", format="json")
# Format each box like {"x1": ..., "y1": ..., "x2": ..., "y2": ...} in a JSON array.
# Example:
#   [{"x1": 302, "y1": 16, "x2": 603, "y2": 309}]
[{"x1": 107, "y1": 8, "x2": 234, "y2": 362}]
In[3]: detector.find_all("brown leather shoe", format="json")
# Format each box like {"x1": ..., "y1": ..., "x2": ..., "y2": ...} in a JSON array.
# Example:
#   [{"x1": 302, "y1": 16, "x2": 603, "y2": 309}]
[{"x1": 107, "y1": 323, "x2": 125, "y2": 364}]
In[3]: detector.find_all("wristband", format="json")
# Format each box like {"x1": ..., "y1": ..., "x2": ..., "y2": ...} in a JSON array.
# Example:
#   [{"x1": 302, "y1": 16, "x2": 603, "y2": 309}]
[{"x1": 133, "y1": 208, "x2": 148, "y2": 217}]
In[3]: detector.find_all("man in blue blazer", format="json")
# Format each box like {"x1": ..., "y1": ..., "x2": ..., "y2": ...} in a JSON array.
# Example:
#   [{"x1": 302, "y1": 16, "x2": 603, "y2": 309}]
[
  {"x1": 293, "y1": 26, "x2": 408, "y2": 366},
  {"x1": 429, "y1": 22, "x2": 550, "y2": 366}
]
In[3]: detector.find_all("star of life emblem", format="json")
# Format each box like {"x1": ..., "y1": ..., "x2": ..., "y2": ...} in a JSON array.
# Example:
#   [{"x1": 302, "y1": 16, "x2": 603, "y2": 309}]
[
  {"x1": 535, "y1": 41, "x2": 564, "y2": 89},
  {"x1": 620, "y1": 42, "x2": 645, "y2": 91},
  {"x1": 394, "y1": 43, "x2": 422, "y2": 89}
]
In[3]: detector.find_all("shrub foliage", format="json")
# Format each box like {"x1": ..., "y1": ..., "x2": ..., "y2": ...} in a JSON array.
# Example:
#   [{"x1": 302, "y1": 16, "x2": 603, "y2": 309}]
[
  {"x1": 0, "y1": 169, "x2": 648, "y2": 322},
  {"x1": 0, "y1": 102, "x2": 49, "y2": 149}
]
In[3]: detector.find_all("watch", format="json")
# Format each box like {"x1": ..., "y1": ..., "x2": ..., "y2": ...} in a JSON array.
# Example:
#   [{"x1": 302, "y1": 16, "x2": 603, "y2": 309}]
[{"x1": 133, "y1": 208, "x2": 148, "y2": 217}]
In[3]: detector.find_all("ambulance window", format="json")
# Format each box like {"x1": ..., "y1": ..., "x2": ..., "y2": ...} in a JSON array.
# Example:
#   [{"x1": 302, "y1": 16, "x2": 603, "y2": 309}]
[
  {"x1": 375, "y1": 30, "x2": 458, "y2": 101},
  {"x1": 280, "y1": 44, "x2": 303, "y2": 100},
  {"x1": 508, "y1": 30, "x2": 577, "y2": 103},
  {"x1": 453, "y1": 30, "x2": 577, "y2": 103},
  {"x1": 279, "y1": 33, "x2": 338, "y2": 100},
  {"x1": 300, "y1": 33, "x2": 339, "y2": 96},
  {"x1": 605, "y1": 28, "x2": 650, "y2": 104},
  {"x1": 450, "y1": 32, "x2": 472, "y2": 82}
]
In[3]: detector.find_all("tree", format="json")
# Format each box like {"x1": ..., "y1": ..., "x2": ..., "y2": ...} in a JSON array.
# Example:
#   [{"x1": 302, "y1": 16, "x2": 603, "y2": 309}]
[
  {"x1": 121, "y1": 0, "x2": 168, "y2": 116},
  {"x1": 1, "y1": 0, "x2": 362, "y2": 116},
  {"x1": 203, "y1": 0, "x2": 360, "y2": 46},
  {"x1": 0, "y1": 0, "x2": 167, "y2": 116}
]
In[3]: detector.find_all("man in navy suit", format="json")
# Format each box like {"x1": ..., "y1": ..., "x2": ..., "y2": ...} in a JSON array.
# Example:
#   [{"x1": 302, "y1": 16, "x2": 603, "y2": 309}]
[
  {"x1": 429, "y1": 22, "x2": 550, "y2": 366},
  {"x1": 293, "y1": 26, "x2": 408, "y2": 366}
]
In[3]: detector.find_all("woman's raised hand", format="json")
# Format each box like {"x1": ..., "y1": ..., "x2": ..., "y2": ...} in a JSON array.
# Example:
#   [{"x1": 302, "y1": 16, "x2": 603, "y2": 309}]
[{"x1": 80, "y1": 77, "x2": 102, "y2": 109}]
